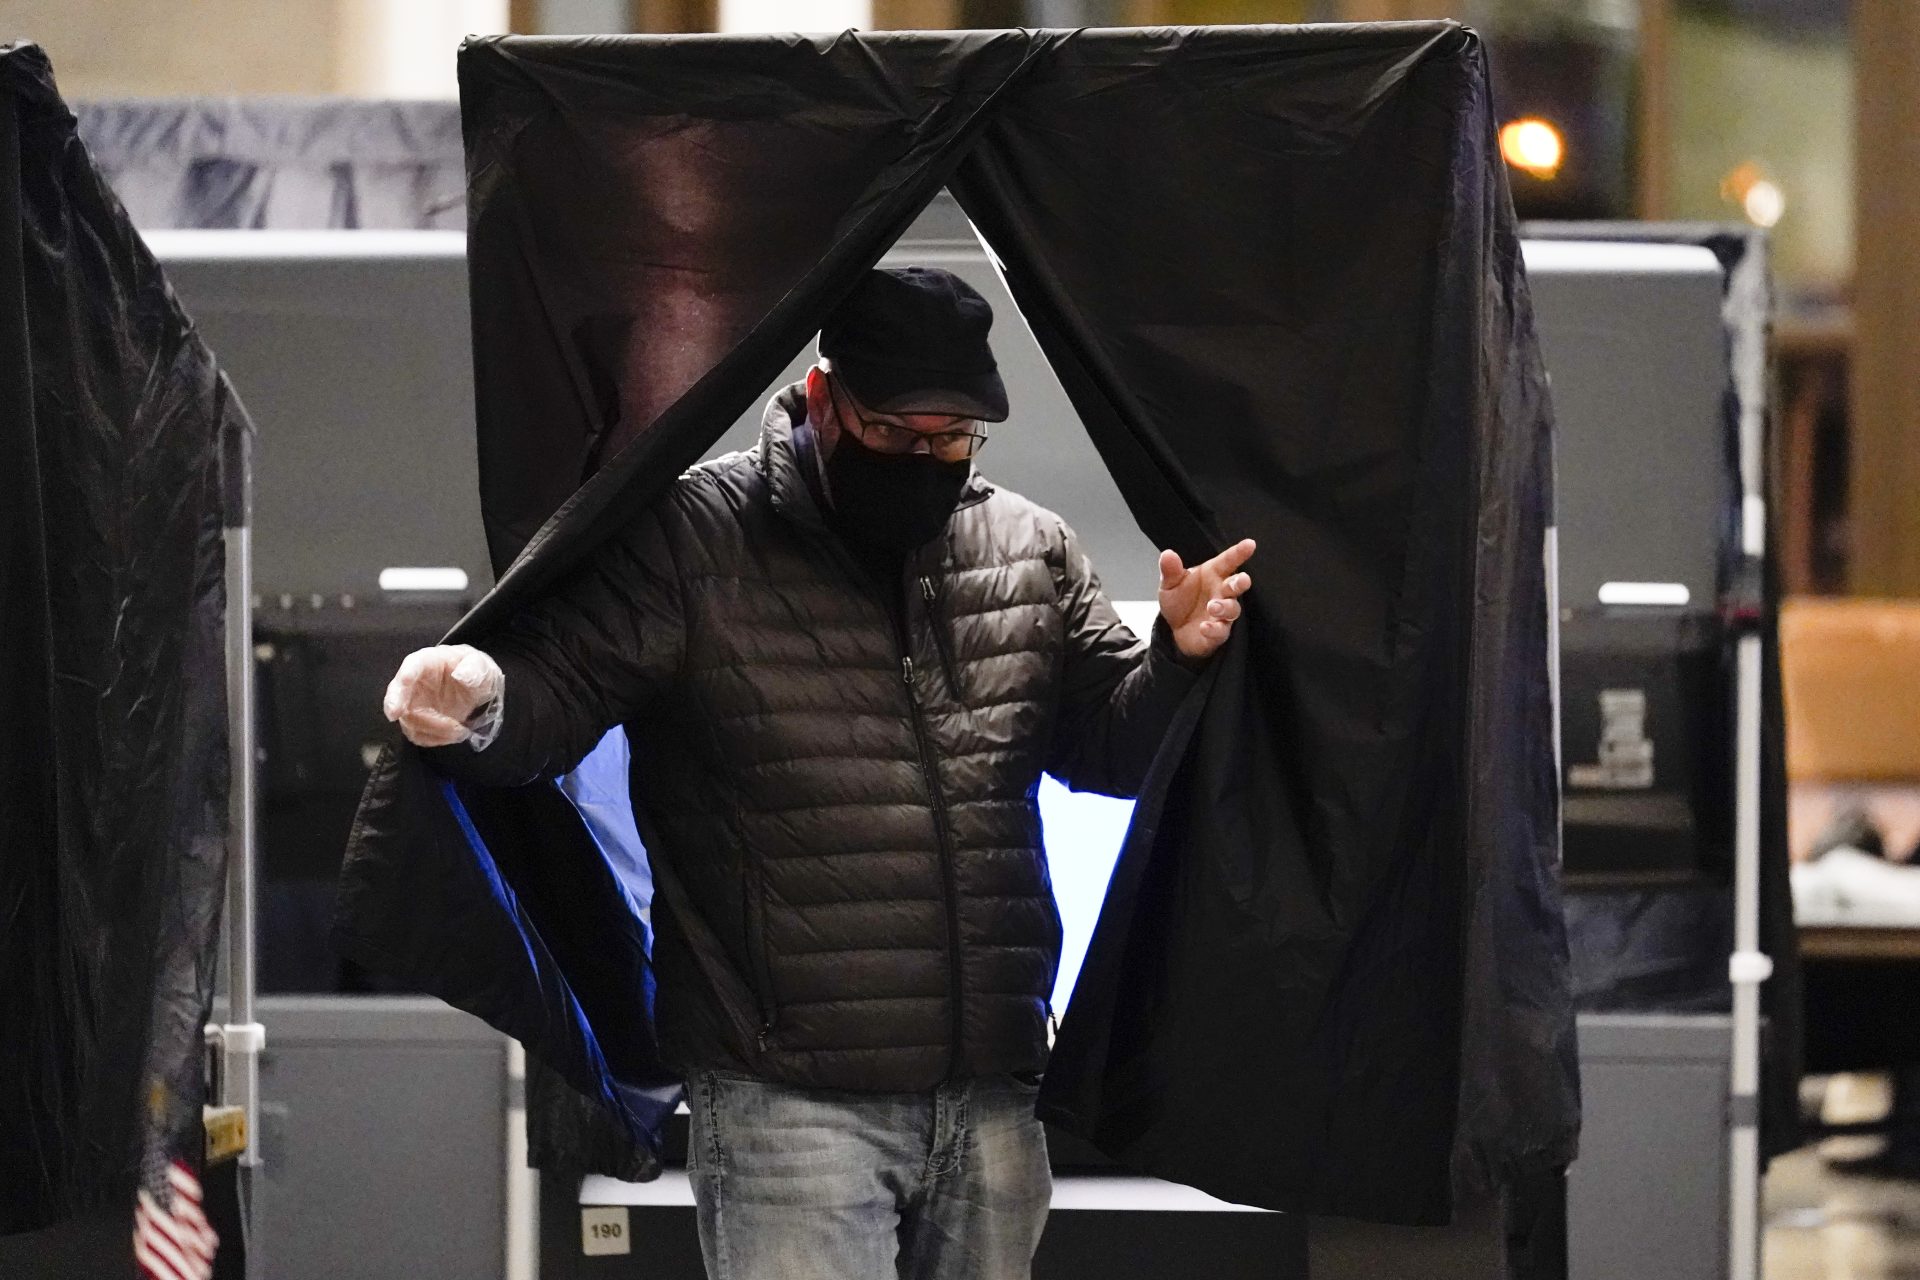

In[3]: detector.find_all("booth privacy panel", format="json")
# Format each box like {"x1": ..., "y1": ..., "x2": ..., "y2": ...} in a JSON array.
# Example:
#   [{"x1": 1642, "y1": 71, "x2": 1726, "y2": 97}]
[
  {"x1": 0, "y1": 44, "x2": 241, "y2": 1233},
  {"x1": 73, "y1": 96, "x2": 464, "y2": 231},
  {"x1": 334, "y1": 23, "x2": 1577, "y2": 1225}
]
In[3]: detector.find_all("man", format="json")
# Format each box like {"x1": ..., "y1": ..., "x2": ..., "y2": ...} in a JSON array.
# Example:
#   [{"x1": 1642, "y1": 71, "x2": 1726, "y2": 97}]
[{"x1": 383, "y1": 267, "x2": 1254, "y2": 1280}]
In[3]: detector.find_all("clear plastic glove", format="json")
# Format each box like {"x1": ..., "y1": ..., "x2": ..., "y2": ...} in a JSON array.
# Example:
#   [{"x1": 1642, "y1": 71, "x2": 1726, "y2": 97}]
[{"x1": 382, "y1": 644, "x2": 504, "y2": 748}]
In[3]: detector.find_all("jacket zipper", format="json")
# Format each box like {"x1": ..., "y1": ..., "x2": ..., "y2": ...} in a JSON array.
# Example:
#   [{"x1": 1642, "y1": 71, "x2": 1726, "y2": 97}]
[
  {"x1": 746, "y1": 859, "x2": 779, "y2": 1052},
  {"x1": 796, "y1": 508, "x2": 969, "y2": 1074},
  {"x1": 919, "y1": 575, "x2": 965, "y2": 705},
  {"x1": 896, "y1": 581, "x2": 967, "y2": 1082}
]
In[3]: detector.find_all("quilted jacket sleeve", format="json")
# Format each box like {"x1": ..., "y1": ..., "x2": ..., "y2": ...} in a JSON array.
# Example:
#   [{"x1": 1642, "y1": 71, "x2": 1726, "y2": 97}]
[
  {"x1": 1044, "y1": 517, "x2": 1202, "y2": 798},
  {"x1": 424, "y1": 502, "x2": 687, "y2": 787}
]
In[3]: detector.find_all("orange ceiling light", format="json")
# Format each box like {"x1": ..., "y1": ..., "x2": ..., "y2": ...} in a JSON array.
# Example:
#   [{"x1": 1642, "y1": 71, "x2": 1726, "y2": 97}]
[
  {"x1": 1721, "y1": 161, "x2": 1785, "y2": 228},
  {"x1": 1499, "y1": 118, "x2": 1565, "y2": 179}
]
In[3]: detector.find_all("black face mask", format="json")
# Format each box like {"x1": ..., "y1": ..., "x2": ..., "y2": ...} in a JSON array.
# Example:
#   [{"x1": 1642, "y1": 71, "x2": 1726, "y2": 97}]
[{"x1": 822, "y1": 425, "x2": 972, "y2": 553}]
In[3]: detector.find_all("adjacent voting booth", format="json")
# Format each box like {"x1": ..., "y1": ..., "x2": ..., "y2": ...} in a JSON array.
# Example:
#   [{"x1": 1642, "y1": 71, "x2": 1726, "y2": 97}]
[
  {"x1": 1525, "y1": 226, "x2": 1796, "y2": 1280},
  {"x1": 0, "y1": 41, "x2": 256, "y2": 1273}
]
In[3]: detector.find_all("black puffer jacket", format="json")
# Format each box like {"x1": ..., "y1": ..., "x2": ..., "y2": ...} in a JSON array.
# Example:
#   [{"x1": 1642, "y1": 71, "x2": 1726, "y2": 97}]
[{"x1": 430, "y1": 385, "x2": 1198, "y2": 1091}]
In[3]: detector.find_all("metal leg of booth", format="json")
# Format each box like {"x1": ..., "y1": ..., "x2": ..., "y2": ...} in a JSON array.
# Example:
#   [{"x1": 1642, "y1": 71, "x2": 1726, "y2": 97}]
[
  {"x1": 217, "y1": 417, "x2": 265, "y2": 1275},
  {"x1": 1726, "y1": 229, "x2": 1774, "y2": 1280},
  {"x1": 1728, "y1": 631, "x2": 1767, "y2": 1280}
]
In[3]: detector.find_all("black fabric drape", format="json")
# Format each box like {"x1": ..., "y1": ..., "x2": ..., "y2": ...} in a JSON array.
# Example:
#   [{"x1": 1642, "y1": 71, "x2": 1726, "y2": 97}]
[
  {"x1": 0, "y1": 44, "x2": 241, "y2": 1235},
  {"x1": 948, "y1": 28, "x2": 1573, "y2": 1221},
  {"x1": 335, "y1": 23, "x2": 1577, "y2": 1225}
]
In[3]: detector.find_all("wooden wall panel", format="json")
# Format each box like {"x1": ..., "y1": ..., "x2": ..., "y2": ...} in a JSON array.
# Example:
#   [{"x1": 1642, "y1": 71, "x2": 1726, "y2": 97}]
[
  {"x1": 1634, "y1": 0, "x2": 1671, "y2": 219},
  {"x1": 629, "y1": 0, "x2": 716, "y2": 32},
  {"x1": 1336, "y1": 0, "x2": 1463, "y2": 20},
  {"x1": 1850, "y1": 1, "x2": 1920, "y2": 595},
  {"x1": 871, "y1": 0, "x2": 961, "y2": 24}
]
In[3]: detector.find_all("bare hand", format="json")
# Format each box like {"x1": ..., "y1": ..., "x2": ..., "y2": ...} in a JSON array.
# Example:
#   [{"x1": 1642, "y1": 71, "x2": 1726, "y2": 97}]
[
  {"x1": 1157, "y1": 538, "x2": 1255, "y2": 661},
  {"x1": 382, "y1": 644, "x2": 502, "y2": 747}
]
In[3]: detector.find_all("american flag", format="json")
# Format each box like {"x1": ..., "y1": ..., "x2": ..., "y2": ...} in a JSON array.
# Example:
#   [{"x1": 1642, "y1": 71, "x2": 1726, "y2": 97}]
[{"x1": 134, "y1": 1160, "x2": 219, "y2": 1280}]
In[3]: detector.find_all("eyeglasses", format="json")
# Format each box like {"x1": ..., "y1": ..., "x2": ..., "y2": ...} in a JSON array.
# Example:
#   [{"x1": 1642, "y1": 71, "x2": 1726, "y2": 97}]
[{"x1": 830, "y1": 378, "x2": 989, "y2": 463}]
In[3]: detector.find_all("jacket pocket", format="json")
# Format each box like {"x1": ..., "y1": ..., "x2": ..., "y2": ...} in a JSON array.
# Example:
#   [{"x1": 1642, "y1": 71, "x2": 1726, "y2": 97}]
[
  {"x1": 742, "y1": 858, "x2": 780, "y2": 1050},
  {"x1": 919, "y1": 574, "x2": 966, "y2": 706}
]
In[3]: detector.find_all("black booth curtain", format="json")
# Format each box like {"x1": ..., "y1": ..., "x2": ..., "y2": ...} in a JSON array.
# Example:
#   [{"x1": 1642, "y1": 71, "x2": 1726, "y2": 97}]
[
  {"x1": 335, "y1": 22, "x2": 1578, "y2": 1226},
  {"x1": 0, "y1": 44, "x2": 244, "y2": 1236},
  {"x1": 73, "y1": 96, "x2": 464, "y2": 230}
]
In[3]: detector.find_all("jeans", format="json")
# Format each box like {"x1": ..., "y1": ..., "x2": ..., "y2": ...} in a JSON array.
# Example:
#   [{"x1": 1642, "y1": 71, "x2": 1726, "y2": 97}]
[{"x1": 684, "y1": 1071, "x2": 1052, "y2": 1280}]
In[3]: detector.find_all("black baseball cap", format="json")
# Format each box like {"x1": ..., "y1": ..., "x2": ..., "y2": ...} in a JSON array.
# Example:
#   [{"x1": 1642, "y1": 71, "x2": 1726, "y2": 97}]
[{"x1": 818, "y1": 267, "x2": 1010, "y2": 423}]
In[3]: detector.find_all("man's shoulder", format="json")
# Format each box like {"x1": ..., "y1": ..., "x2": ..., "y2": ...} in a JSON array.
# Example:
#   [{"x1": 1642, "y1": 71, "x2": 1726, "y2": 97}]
[
  {"x1": 652, "y1": 447, "x2": 764, "y2": 516},
  {"x1": 679, "y1": 446, "x2": 762, "y2": 491},
  {"x1": 597, "y1": 450, "x2": 764, "y2": 561},
  {"x1": 970, "y1": 480, "x2": 1071, "y2": 547}
]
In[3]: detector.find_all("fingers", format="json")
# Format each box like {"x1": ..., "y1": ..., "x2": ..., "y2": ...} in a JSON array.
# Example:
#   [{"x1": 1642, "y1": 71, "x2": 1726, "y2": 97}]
[
  {"x1": 398, "y1": 707, "x2": 470, "y2": 748},
  {"x1": 1207, "y1": 537, "x2": 1257, "y2": 578},
  {"x1": 382, "y1": 649, "x2": 430, "y2": 721},
  {"x1": 402, "y1": 705, "x2": 467, "y2": 734},
  {"x1": 449, "y1": 648, "x2": 497, "y2": 692},
  {"x1": 1205, "y1": 596, "x2": 1243, "y2": 623},
  {"x1": 383, "y1": 645, "x2": 496, "y2": 736},
  {"x1": 1157, "y1": 548, "x2": 1186, "y2": 591}
]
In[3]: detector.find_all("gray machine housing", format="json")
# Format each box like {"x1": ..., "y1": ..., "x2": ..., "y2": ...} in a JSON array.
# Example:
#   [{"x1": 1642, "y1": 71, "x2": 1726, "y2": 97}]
[{"x1": 1527, "y1": 237, "x2": 1740, "y2": 886}]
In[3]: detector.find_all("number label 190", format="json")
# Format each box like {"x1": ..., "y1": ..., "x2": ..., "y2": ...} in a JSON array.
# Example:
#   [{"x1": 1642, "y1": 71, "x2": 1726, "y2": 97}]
[{"x1": 581, "y1": 1205, "x2": 632, "y2": 1256}]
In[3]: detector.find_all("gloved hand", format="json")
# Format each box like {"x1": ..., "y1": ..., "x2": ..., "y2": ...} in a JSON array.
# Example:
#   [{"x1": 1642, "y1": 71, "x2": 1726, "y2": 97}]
[{"x1": 382, "y1": 644, "x2": 503, "y2": 748}]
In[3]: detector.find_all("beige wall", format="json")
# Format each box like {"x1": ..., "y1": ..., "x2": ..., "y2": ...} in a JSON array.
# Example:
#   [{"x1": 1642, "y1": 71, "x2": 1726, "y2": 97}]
[
  {"x1": 0, "y1": 0, "x2": 344, "y2": 96},
  {"x1": 1666, "y1": 12, "x2": 1853, "y2": 290},
  {"x1": 0, "y1": 0, "x2": 508, "y2": 99}
]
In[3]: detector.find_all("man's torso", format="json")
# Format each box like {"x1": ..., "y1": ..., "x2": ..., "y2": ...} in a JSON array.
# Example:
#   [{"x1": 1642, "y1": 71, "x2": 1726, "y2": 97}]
[{"x1": 627, "y1": 415, "x2": 1092, "y2": 1091}]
